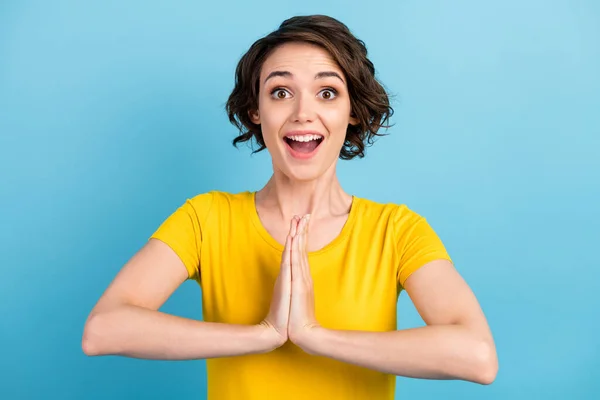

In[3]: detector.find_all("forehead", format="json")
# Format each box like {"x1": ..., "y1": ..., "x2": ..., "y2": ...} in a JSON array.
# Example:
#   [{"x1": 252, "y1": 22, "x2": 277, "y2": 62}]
[{"x1": 260, "y1": 42, "x2": 343, "y2": 78}]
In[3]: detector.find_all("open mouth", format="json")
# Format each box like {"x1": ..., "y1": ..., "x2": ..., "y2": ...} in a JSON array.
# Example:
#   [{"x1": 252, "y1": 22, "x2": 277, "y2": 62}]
[{"x1": 283, "y1": 134, "x2": 324, "y2": 155}]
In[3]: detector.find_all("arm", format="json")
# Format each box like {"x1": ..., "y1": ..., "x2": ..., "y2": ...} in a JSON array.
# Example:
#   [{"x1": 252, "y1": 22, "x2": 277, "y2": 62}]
[
  {"x1": 81, "y1": 238, "x2": 279, "y2": 360},
  {"x1": 299, "y1": 260, "x2": 498, "y2": 384}
]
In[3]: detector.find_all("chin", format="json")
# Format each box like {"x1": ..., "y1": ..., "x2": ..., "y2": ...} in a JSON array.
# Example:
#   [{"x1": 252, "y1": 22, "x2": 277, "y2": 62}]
[
  {"x1": 267, "y1": 141, "x2": 340, "y2": 181},
  {"x1": 283, "y1": 165, "x2": 325, "y2": 182}
]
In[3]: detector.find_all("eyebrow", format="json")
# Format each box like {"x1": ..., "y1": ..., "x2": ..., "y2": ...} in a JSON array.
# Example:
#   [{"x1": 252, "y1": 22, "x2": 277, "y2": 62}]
[{"x1": 263, "y1": 70, "x2": 345, "y2": 84}]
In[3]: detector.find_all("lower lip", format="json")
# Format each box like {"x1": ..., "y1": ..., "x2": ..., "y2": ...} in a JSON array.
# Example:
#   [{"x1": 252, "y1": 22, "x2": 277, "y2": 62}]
[{"x1": 284, "y1": 139, "x2": 323, "y2": 160}]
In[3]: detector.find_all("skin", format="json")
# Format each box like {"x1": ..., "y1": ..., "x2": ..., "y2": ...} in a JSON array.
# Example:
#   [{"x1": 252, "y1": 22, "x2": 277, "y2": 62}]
[
  {"x1": 256, "y1": 42, "x2": 498, "y2": 384},
  {"x1": 81, "y1": 42, "x2": 498, "y2": 385},
  {"x1": 250, "y1": 42, "x2": 359, "y2": 256}
]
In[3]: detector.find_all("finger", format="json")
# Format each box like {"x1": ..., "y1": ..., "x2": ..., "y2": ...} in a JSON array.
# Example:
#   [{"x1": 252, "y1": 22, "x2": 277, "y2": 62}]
[
  {"x1": 298, "y1": 215, "x2": 306, "y2": 255},
  {"x1": 290, "y1": 216, "x2": 299, "y2": 237},
  {"x1": 296, "y1": 216, "x2": 309, "y2": 283},
  {"x1": 281, "y1": 233, "x2": 292, "y2": 277},
  {"x1": 291, "y1": 220, "x2": 302, "y2": 282},
  {"x1": 300, "y1": 216, "x2": 311, "y2": 283},
  {"x1": 303, "y1": 214, "x2": 310, "y2": 242}
]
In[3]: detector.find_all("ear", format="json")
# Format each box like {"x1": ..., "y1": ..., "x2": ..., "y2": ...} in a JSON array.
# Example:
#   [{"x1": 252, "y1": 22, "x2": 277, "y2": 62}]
[
  {"x1": 249, "y1": 109, "x2": 260, "y2": 125},
  {"x1": 349, "y1": 111, "x2": 359, "y2": 126}
]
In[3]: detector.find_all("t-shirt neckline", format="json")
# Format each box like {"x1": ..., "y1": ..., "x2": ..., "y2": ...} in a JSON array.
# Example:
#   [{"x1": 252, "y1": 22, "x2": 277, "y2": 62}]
[{"x1": 246, "y1": 190, "x2": 360, "y2": 256}]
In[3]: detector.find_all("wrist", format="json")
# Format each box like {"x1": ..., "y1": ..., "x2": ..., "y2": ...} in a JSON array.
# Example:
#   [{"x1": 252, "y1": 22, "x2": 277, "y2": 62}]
[
  {"x1": 292, "y1": 325, "x2": 326, "y2": 355},
  {"x1": 256, "y1": 322, "x2": 287, "y2": 353}
]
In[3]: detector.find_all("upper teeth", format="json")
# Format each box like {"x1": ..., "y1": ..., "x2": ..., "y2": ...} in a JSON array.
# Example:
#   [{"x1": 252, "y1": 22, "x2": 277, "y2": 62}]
[{"x1": 287, "y1": 134, "x2": 323, "y2": 142}]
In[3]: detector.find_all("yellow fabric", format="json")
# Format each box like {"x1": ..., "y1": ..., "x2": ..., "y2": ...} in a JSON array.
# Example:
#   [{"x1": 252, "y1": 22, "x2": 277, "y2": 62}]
[{"x1": 150, "y1": 190, "x2": 452, "y2": 399}]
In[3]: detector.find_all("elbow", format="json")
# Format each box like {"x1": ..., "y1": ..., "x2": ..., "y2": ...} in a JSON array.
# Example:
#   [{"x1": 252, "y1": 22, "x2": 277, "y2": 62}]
[
  {"x1": 81, "y1": 312, "x2": 109, "y2": 356},
  {"x1": 473, "y1": 339, "x2": 498, "y2": 385}
]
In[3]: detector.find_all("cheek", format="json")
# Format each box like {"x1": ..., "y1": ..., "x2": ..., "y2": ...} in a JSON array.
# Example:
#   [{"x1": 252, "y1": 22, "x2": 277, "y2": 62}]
[
  {"x1": 257, "y1": 105, "x2": 285, "y2": 147},
  {"x1": 321, "y1": 107, "x2": 351, "y2": 132},
  {"x1": 260, "y1": 114, "x2": 284, "y2": 139},
  {"x1": 258, "y1": 99, "x2": 285, "y2": 126}
]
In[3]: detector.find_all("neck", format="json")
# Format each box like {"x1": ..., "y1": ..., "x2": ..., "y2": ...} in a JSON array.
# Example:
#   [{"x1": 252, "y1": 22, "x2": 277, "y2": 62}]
[{"x1": 255, "y1": 164, "x2": 353, "y2": 221}]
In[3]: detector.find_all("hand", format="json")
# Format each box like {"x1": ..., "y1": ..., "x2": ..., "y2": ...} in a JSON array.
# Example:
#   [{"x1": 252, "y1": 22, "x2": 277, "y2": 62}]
[
  {"x1": 288, "y1": 214, "x2": 321, "y2": 350},
  {"x1": 259, "y1": 217, "x2": 297, "y2": 349}
]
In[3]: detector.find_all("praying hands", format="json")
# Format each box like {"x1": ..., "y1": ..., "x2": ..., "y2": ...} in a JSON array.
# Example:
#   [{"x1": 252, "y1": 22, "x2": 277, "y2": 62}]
[{"x1": 260, "y1": 214, "x2": 320, "y2": 353}]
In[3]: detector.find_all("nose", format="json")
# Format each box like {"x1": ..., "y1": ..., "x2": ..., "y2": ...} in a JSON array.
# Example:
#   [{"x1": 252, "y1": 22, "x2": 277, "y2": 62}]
[{"x1": 290, "y1": 92, "x2": 316, "y2": 123}]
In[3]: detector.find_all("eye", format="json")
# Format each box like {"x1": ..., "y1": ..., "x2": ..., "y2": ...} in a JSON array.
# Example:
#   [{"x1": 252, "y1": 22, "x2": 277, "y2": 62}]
[
  {"x1": 318, "y1": 88, "x2": 338, "y2": 100},
  {"x1": 270, "y1": 88, "x2": 291, "y2": 99}
]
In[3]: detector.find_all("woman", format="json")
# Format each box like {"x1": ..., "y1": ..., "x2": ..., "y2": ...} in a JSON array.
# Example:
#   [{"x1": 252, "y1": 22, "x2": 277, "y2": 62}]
[{"x1": 82, "y1": 15, "x2": 498, "y2": 399}]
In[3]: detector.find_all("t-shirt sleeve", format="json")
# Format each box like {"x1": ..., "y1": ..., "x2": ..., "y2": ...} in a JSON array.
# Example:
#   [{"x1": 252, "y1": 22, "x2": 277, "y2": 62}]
[
  {"x1": 394, "y1": 206, "x2": 453, "y2": 289},
  {"x1": 149, "y1": 192, "x2": 214, "y2": 281}
]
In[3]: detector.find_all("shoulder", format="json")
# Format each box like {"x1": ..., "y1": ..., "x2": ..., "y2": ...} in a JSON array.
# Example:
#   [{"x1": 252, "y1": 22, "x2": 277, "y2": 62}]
[
  {"x1": 356, "y1": 196, "x2": 423, "y2": 229},
  {"x1": 187, "y1": 189, "x2": 249, "y2": 206},
  {"x1": 185, "y1": 189, "x2": 252, "y2": 217}
]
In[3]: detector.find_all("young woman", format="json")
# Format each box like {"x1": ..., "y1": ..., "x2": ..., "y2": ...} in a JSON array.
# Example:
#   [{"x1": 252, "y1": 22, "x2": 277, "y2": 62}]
[{"x1": 82, "y1": 14, "x2": 498, "y2": 399}]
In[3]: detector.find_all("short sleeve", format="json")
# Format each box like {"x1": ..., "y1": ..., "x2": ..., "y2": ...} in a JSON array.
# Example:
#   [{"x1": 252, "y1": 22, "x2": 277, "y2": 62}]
[
  {"x1": 394, "y1": 206, "x2": 453, "y2": 289},
  {"x1": 149, "y1": 192, "x2": 214, "y2": 281}
]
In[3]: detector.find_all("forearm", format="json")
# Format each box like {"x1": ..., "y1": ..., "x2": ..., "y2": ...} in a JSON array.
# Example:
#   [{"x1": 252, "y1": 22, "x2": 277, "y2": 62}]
[
  {"x1": 303, "y1": 324, "x2": 497, "y2": 384},
  {"x1": 82, "y1": 304, "x2": 277, "y2": 360}
]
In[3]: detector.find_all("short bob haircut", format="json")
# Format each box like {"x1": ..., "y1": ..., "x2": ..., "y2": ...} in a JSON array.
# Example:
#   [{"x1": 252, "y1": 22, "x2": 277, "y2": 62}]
[{"x1": 226, "y1": 15, "x2": 393, "y2": 160}]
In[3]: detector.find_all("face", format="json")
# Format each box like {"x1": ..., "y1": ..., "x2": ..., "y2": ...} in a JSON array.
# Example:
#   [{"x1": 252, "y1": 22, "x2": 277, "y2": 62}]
[{"x1": 250, "y1": 42, "x2": 358, "y2": 182}]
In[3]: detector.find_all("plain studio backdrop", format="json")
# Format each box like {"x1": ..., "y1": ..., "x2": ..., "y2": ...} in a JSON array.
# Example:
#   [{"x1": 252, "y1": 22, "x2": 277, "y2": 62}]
[{"x1": 1, "y1": 1, "x2": 598, "y2": 399}]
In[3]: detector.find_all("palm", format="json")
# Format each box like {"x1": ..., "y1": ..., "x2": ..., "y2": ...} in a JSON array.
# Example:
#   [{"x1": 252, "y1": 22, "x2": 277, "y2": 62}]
[
  {"x1": 289, "y1": 215, "x2": 319, "y2": 342},
  {"x1": 261, "y1": 217, "x2": 297, "y2": 345},
  {"x1": 261, "y1": 214, "x2": 319, "y2": 350}
]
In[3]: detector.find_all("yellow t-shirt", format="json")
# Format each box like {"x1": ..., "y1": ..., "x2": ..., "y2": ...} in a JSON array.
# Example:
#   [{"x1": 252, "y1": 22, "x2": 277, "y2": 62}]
[{"x1": 150, "y1": 190, "x2": 452, "y2": 399}]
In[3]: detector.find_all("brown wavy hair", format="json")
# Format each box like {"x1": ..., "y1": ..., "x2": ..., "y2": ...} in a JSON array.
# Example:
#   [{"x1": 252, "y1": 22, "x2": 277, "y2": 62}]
[{"x1": 226, "y1": 15, "x2": 394, "y2": 160}]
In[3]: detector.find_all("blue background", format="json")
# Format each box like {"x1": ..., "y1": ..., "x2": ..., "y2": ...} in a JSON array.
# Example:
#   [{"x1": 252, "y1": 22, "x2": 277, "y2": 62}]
[{"x1": 1, "y1": 0, "x2": 599, "y2": 398}]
